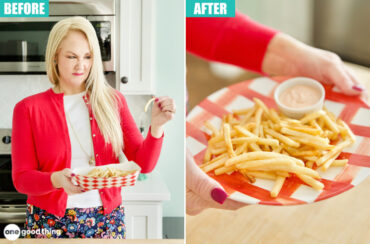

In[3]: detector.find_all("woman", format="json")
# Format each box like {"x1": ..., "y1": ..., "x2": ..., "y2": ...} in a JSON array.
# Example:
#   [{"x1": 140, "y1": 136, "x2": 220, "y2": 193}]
[
  {"x1": 11, "y1": 16, "x2": 176, "y2": 238},
  {"x1": 186, "y1": 11, "x2": 367, "y2": 215}
]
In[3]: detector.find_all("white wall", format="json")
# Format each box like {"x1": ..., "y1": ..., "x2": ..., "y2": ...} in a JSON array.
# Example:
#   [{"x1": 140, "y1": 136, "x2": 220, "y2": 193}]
[{"x1": 153, "y1": 0, "x2": 185, "y2": 217}]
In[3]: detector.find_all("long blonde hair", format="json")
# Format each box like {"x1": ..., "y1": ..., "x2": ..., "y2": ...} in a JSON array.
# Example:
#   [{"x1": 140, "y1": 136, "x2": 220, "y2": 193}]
[{"x1": 45, "y1": 16, "x2": 123, "y2": 158}]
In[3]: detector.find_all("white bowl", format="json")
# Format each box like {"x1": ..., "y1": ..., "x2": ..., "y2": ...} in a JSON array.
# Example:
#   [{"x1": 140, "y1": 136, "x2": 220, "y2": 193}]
[{"x1": 274, "y1": 77, "x2": 325, "y2": 119}]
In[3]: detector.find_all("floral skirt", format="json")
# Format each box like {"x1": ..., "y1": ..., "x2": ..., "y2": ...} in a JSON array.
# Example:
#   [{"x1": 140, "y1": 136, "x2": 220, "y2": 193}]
[{"x1": 23, "y1": 204, "x2": 126, "y2": 239}]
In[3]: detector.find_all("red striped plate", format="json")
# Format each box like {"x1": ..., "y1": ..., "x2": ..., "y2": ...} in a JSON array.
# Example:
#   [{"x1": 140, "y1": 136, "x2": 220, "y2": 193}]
[{"x1": 186, "y1": 77, "x2": 370, "y2": 205}]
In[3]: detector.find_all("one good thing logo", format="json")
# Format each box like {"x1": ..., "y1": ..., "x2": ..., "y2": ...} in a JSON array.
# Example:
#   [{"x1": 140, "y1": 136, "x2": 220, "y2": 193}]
[{"x1": 3, "y1": 224, "x2": 21, "y2": 241}]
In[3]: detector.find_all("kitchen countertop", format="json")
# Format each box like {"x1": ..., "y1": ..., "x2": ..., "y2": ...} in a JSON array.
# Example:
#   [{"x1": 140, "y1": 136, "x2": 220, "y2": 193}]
[
  {"x1": 186, "y1": 62, "x2": 370, "y2": 244},
  {"x1": 122, "y1": 171, "x2": 170, "y2": 202}
]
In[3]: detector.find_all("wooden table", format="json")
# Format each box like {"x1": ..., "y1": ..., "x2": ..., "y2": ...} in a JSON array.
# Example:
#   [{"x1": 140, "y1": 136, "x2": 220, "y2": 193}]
[{"x1": 186, "y1": 63, "x2": 370, "y2": 244}]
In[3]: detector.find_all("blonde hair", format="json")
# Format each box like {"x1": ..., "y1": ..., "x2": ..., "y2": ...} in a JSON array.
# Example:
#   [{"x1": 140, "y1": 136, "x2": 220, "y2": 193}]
[{"x1": 45, "y1": 16, "x2": 123, "y2": 158}]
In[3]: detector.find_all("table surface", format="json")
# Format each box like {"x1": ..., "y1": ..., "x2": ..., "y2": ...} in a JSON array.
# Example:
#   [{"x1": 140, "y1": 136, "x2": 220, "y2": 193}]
[{"x1": 186, "y1": 62, "x2": 370, "y2": 244}]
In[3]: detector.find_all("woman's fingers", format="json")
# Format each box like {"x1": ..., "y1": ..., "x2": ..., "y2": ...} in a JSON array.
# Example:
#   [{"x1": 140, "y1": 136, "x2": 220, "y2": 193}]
[
  {"x1": 186, "y1": 188, "x2": 247, "y2": 215},
  {"x1": 64, "y1": 181, "x2": 84, "y2": 195},
  {"x1": 160, "y1": 104, "x2": 176, "y2": 113},
  {"x1": 344, "y1": 67, "x2": 369, "y2": 106},
  {"x1": 186, "y1": 149, "x2": 228, "y2": 205},
  {"x1": 61, "y1": 168, "x2": 74, "y2": 178},
  {"x1": 157, "y1": 97, "x2": 175, "y2": 109},
  {"x1": 58, "y1": 168, "x2": 84, "y2": 195},
  {"x1": 325, "y1": 63, "x2": 361, "y2": 96}
]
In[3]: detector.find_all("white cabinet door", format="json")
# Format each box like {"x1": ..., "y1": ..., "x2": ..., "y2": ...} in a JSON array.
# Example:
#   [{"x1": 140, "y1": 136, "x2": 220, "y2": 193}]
[
  {"x1": 119, "y1": 0, "x2": 156, "y2": 95},
  {"x1": 123, "y1": 202, "x2": 163, "y2": 239}
]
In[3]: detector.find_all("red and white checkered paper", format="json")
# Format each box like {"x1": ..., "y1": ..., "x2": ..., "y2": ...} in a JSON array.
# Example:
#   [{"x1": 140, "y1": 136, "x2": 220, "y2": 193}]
[
  {"x1": 187, "y1": 77, "x2": 370, "y2": 205},
  {"x1": 71, "y1": 162, "x2": 141, "y2": 191}
]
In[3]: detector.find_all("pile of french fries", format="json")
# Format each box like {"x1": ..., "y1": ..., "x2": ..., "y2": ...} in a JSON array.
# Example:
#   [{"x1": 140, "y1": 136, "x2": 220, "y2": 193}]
[
  {"x1": 86, "y1": 167, "x2": 136, "y2": 178},
  {"x1": 200, "y1": 98, "x2": 355, "y2": 198}
]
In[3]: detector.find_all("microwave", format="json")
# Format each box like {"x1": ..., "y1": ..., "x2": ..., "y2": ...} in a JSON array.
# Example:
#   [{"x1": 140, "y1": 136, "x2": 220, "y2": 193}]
[{"x1": 0, "y1": 0, "x2": 115, "y2": 73}]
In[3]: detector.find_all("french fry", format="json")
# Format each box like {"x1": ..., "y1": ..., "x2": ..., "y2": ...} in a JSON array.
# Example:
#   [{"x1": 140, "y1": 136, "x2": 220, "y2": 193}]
[
  {"x1": 331, "y1": 159, "x2": 348, "y2": 167},
  {"x1": 280, "y1": 127, "x2": 329, "y2": 145},
  {"x1": 203, "y1": 155, "x2": 228, "y2": 173},
  {"x1": 338, "y1": 119, "x2": 356, "y2": 142},
  {"x1": 236, "y1": 158, "x2": 295, "y2": 170},
  {"x1": 223, "y1": 123, "x2": 236, "y2": 157},
  {"x1": 265, "y1": 128, "x2": 300, "y2": 148},
  {"x1": 240, "y1": 106, "x2": 257, "y2": 125},
  {"x1": 300, "y1": 110, "x2": 325, "y2": 124},
  {"x1": 319, "y1": 151, "x2": 341, "y2": 171},
  {"x1": 316, "y1": 140, "x2": 352, "y2": 166},
  {"x1": 321, "y1": 112, "x2": 340, "y2": 135},
  {"x1": 297, "y1": 174, "x2": 324, "y2": 190},
  {"x1": 232, "y1": 107, "x2": 253, "y2": 115},
  {"x1": 253, "y1": 108, "x2": 263, "y2": 136},
  {"x1": 225, "y1": 151, "x2": 303, "y2": 167},
  {"x1": 204, "y1": 121, "x2": 220, "y2": 136},
  {"x1": 210, "y1": 147, "x2": 227, "y2": 155},
  {"x1": 245, "y1": 171, "x2": 277, "y2": 180},
  {"x1": 144, "y1": 97, "x2": 155, "y2": 112},
  {"x1": 203, "y1": 147, "x2": 212, "y2": 163},
  {"x1": 305, "y1": 161, "x2": 314, "y2": 169},
  {"x1": 214, "y1": 165, "x2": 235, "y2": 175},
  {"x1": 271, "y1": 176, "x2": 286, "y2": 198}
]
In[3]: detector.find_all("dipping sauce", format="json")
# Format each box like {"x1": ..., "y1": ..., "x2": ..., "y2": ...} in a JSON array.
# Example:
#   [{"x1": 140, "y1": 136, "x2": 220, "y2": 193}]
[{"x1": 279, "y1": 84, "x2": 321, "y2": 108}]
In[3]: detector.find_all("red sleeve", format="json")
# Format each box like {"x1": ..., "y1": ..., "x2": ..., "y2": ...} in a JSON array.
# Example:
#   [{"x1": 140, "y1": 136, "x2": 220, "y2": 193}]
[
  {"x1": 11, "y1": 101, "x2": 56, "y2": 196},
  {"x1": 118, "y1": 93, "x2": 164, "y2": 174},
  {"x1": 186, "y1": 11, "x2": 278, "y2": 73}
]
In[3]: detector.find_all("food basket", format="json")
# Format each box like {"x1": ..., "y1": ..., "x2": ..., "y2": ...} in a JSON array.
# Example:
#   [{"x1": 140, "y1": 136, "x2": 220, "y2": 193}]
[{"x1": 71, "y1": 162, "x2": 141, "y2": 191}]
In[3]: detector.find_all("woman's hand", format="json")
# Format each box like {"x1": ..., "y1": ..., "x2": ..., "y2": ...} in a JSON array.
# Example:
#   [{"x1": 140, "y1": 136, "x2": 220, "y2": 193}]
[
  {"x1": 186, "y1": 149, "x2": 247, "y2": 215},
  {"x1": 150, "y1": 96, "x2": 176, "y2": 138},
  {"x1": 262, "y1": 33, "x2": 368, "y2": 101},
  {"x1": 51, "y1": 168, "x2": 84, "y2": 195}
]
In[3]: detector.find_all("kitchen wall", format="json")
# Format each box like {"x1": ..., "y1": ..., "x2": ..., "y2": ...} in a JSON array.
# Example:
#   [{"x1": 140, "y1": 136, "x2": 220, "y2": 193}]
[
  {"x1": 154, "y1": 0, "x2": 185, "y2": 220},
  {"x1": 0, "y1": 75, "x2": 151, "y2": 130},
  {"x1": 236, "y1": 0, "x2": 314, "y2": 45}
]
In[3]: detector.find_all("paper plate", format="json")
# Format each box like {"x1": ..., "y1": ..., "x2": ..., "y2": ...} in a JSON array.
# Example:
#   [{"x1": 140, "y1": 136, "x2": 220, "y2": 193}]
[
  {"x1": 186, "y1": 77, "x2": 370, "y2": 205},
  {"x1": 71, "y1": 162, "x2": 141, "y2": 191}
]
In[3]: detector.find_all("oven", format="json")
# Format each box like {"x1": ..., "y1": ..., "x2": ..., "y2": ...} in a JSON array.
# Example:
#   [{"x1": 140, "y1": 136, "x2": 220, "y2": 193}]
[
  {"x1": 0, "y1": 129, "x2": 27, "y2": 238},
  {"x1": 0, "y1": 0, "x2": 115, "y2": 73}
]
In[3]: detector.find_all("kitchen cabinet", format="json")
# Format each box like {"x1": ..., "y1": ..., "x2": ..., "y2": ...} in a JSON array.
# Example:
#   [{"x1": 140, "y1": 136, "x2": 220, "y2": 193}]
[
  {"x1": 119, "y1": 0, "x2": 156, "y2": 95},
  {"x1": 121, "y1": 171, "x2": 170, "y2": 239}
]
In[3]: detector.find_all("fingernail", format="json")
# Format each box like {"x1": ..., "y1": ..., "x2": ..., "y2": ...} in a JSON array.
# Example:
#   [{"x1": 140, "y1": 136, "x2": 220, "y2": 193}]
[
  {"x1": 159, "y1": 104, "x2": 162, "y2": 108},
  {"x1": 71, "y1": 173, "x2": 75, "y2": 177},
  {"x1": 155, "y1": 98, "x2": 159, "y2": 102},
  {"x1": 353, "y1": 84, "x2": 365, "y2": 92},
  {"x1": 81, "y1": 190, "x2": 85, "y2": 192},
  {"x1": 211, "y1": 188, "x2": 227, "y2": 204}
]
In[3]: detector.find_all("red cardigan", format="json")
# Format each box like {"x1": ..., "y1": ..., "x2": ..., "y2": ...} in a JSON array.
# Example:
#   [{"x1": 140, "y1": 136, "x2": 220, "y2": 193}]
[
  {"x1": 11, "y1": 88, "x2": 163, "y2": 217},
  {"x1": 187, "y1": 11, "x2": 278, "y2": 73}
]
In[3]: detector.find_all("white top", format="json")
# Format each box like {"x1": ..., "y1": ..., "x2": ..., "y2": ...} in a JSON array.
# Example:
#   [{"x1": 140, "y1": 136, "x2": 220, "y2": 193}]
[{"x1": 64, "y1": 91, "x2": 103, "y2": 208}]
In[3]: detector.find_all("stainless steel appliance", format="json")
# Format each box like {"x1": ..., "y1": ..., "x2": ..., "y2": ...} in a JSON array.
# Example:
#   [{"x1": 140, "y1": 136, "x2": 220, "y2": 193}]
[
  {"x1": 0, "y1": 129, "x2": 27, "y2": 238},
  {"x1": 0, "y1": 0, "x2": 116, "y2": 73},
  {"x1": 314, "y1": 0, "x2": 370, "y2": 67}
]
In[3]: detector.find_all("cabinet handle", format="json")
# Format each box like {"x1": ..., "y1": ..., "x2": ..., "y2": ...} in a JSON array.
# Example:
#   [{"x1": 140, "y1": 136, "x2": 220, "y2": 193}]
[
  {"x1": 2, "y1": 136, "x2": 11, "y2": 144},
  {"x1": 121, "y1": 76, "x2": 128, "y2": 84}
]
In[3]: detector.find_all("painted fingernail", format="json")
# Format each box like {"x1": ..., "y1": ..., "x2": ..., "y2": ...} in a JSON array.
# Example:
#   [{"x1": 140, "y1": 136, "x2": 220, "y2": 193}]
[
  {"x1": 353, "y1": 84, "x2": 365, "y2": 92},
  {"x1": 71, "y1": 173, "x2": 75, "y2": 177},
  {"x1": 81, "y1": 190, "x2": 85, "y2": 192},
  {"x1": 211, "y1": 188, "x2": 227, "y2": 204},
  {"x1": 155, "y1": 98, "x2": 159, "y2": 102}
]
